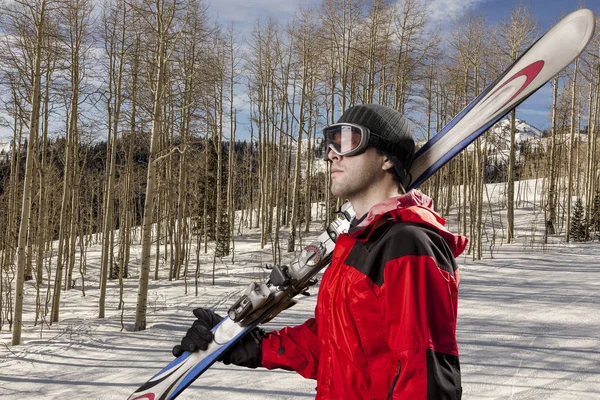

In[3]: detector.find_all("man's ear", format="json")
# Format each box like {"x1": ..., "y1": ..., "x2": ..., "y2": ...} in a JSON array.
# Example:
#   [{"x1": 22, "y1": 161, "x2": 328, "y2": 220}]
[{"x1": 381, "y1": 156, "x2": 395, "y2": 172}]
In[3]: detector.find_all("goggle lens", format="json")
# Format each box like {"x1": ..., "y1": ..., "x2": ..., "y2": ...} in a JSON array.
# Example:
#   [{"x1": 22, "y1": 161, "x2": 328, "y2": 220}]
[{"x1": 323, "y1": 125, "x2": 366, "y2": 157}]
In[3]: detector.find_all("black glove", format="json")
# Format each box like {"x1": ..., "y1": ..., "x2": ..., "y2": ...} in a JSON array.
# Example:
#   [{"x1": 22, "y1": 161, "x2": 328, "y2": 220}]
[{"x1": 172, "y1": 307, "x2": 265, "y2": 369}]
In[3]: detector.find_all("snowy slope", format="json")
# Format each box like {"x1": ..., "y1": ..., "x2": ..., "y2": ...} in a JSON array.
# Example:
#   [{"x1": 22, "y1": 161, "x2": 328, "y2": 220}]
[
  {"x1": 472, "y1": 117, "x2": 545, "y2": 154},
  {"x1": 415, "y1": 117, "x2": 546, "y2": 157},
  {"x1": 1, "y1": 180, "x2": 600, "y2": 399},
  {"x1": 489, "y1": 118, "x2": 544, "y2": 148}
]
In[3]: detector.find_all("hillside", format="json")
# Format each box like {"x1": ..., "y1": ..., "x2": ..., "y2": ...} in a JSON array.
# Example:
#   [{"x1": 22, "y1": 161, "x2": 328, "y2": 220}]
[
  {"x1": 1, "y1": 178, "x2": 600, "y2": 399},
  {"x1": 474, "y1": 117, "x2": 545, "y2": 154}
]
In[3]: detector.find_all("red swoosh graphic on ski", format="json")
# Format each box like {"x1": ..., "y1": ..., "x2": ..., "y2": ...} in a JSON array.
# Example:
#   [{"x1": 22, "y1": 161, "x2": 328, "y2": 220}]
[
  {"x1": 490, "y1": 60, "x2": 545, "y2": 110},
  {"x1": 130, "y1": 395, "x2": 155, "y2": 400}
]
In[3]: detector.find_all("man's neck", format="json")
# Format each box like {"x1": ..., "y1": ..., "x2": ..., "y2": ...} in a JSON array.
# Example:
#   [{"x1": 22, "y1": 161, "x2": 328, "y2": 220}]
[{"x1": 349, "y1": 186, "x2": 401, "y2": 219}]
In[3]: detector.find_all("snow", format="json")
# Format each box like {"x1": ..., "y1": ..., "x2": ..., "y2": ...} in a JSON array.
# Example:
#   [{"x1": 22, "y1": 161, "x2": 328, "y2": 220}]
[
  {"x1": 2, "y1": 181, "x2": 600, "y2": 399},
  {"x1": 474, "y1": 117, "x2": 545, "y2": 155},
  {"x1": 490, "y1": 118, "x2": 544, "y2": 145},
  {"x1": 458, "y1": 245, "x2": 600, "y2": 398},
  {"x1": 416, "y1": 118, "x2": 545, "y2": 150}
]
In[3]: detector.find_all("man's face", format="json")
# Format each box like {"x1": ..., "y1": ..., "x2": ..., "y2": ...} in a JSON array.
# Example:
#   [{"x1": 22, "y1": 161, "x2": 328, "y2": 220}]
[{"x1": 327, "y1": 146, "x2": 390, "y2": 200}]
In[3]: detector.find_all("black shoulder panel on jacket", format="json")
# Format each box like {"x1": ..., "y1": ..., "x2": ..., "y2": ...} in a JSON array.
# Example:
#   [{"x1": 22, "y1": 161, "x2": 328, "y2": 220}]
[{"x1": 343, "y1": 222, "x2": 458, "y2": 286}]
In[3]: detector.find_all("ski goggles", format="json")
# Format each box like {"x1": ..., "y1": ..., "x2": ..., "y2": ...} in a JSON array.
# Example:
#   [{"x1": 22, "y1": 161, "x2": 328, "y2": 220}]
[{"x1": 322, "y1": 123, "x2": 381, "y2": 160}]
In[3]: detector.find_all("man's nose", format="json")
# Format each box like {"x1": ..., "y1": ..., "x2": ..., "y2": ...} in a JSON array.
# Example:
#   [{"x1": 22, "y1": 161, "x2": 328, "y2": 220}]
[{"x1": 326, "y1": 148, "x2": 341, "y2": 162}]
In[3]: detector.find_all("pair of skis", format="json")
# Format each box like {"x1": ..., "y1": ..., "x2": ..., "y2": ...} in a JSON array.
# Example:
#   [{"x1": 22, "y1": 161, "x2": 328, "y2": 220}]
[{"x1": 129, "y1": 9, "x2": 596, "y2": 400}]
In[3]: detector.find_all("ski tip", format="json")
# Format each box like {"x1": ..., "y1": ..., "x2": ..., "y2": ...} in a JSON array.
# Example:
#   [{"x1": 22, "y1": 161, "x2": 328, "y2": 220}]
[
  {"x1": 561, "y1": 9, "x2": 596, "y2": 50},
  {"x1": 573, "y1": 8, "x2": 595, "y2": 27},
  {"x1": 575, "y1": 8, "x2": 594, "y2": 19},
  {"x1": 563, "y1": 8, "x2": 595, "y2": 23}
]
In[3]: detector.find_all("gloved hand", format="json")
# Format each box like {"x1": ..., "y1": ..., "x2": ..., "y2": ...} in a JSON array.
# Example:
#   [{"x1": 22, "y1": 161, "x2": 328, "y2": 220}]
[{"x1": 172, "y1": 307, "x2": 265, "y2": 368}]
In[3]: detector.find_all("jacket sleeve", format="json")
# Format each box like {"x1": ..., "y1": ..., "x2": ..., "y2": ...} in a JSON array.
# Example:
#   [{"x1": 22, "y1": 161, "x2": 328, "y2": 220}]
[
  {"x1": 384, "y1": 252, "x2": 461, "y2": 400},
  {"x1": 261, "y1": 317, "x2": 320, "y2": 379}
]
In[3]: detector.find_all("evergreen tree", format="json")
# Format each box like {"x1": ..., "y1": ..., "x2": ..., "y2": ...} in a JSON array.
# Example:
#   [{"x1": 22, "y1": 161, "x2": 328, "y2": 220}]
[
  {"x1": 590, "y1": 188, "x2": 600, "y2": 239},
  {"x1": 570, "y1": 198, "x2": 587, "y2": 242},
  {"x1": 215, "y1": 209, "x2": 230, "y2": 258}
]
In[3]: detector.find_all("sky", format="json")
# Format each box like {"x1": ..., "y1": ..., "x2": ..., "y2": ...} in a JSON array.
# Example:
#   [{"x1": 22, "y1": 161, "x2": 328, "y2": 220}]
[
  {"x1": 204, "y1": 0, "x2": 598, "y2": 138},
  {"x1": 206, "y1": 0, "x2": 595, "y2": 33},
  {"x1": 0, "y1": 0, "x2": 595, "y2": 145}
]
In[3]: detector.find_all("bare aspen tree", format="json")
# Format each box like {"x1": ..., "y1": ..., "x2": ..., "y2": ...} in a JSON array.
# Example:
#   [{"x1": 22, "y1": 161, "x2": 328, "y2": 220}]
[
  {"x1": 419, "y1": 40, "x2": 443, "y2": 202},
  {"x1": 213, "y1": 32, "x2": 228, "y2": 263},
  {"x1": 0, "y1": 0, "x2": 55, "y2": 327},
  {"x1": 574, "y1": 74, "x2": 584, "y2": 200},
  {"x1": 321, "y1": 0, "x2": 364, "y2": 112},
  {"x1": 49, "y1": 0, "x2": 93, "y2": 322},
  {"x1": 171, "y1": 15, "x2": 189, "y2": 278},
  {"x1": 172, "y1": 5, "x2": 201, "y2": 279},
  {"x1": 421, "y1": 44, "x2": 441, "y2": 142},
  {"x1": 361, "y1": 0, "x2": 391, "y2": 104},
  {"x1": 303, "y1": 78, "x2": 317, "y2": 234},
  {"x1": 225, "y1": 22, "x2": 240, "y2": 262},
  {"x1": 299, "y1": 8, "x2": 326, "y2": 235},
  {"x1": 268, "y1": 36, "x2": 282, "y2": 245},
  {"x1": 584, "y1": 70, "x2": 594, "y2": 218},
  {"x1": 584, "y1": 31, "x2": 600, "y2": 226},
  {"x1": 99, "y1": 0, "x2": 129, "y2": 318},
  {"x1": 449, "y1": 12, "x2": 486, "y2": 240},
  {"x1": 0, "y1": 85, "x2": 24, "y2": 330},
  {"x1": 266, "y1": 24, "x2": 282, "y2": 247},
  {"x1": 11, "y1": 0, "x2": 48, "y2": 345},
  {"x1": 118, "y1": 30, "x2": 143, "y2": 281},
  {"x1": 438, "y1": 71, "x2": 462, "y2": 219},
  {"x1": 248, "y1": 117, "x2": 256, "y2": 229},
  {"x1": 134, "y1": 0, "x2": 183, "y2": 332},
  {"x1": 202, "y1": 106, "x2": 210, "y2": 254},
  {"x1": 35, "y1": 36, "x2": 58, "y2": 325},
  {"x1": 271, "y1": 24, "x2": 293, "y2": 263},
  {"x1": 246, "y1": 18, "x2": 281, "y2": 249},
  {"x1": 287, "y1": 19, "x2": 307, "y2": 253},
  {"x1": 391, "y1": 0, "x2": 429, "y2": 113},
  {"x1": 545, "y1": 75, "x2": 560, "y2": 238},
  {"x1": 496, "y1": 5, "x2": 537, "y2": 244},
  {"x1": 473, "y1": 63, "x2": 494, "y2": 259},
  {"x1": 566, "y1": 59, "x2": 579, "y2": 242},
  {"x1": 450, "y1": 13, "x2": 490, "y2": 258}
]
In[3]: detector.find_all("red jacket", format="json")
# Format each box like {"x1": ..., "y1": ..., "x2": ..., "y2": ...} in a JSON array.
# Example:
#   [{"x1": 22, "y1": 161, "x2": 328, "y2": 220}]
[{"x1": 261, "y1": 192, "x2": 467, "y2": 399}]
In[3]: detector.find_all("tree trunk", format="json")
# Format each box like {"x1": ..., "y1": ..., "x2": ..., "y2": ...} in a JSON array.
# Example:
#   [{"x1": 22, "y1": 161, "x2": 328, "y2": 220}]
[
  {"x1": 13, "y1": 0, "x2": 46, "y2": 345},
  {"x1": 134, "y1": 10, "x2": 170, "y2": 331},
  {"x1": 566, "y1": 59, "x2": 579, "y2": 242},
  {"x1": 545, "y1": 76, "x2": 559, "y2": 239}
]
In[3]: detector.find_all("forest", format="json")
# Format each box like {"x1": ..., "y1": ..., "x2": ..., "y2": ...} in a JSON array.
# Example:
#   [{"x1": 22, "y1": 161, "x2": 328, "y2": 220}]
[{"x1": 0, "y1": 0, "x2": 599, "y2": 347}]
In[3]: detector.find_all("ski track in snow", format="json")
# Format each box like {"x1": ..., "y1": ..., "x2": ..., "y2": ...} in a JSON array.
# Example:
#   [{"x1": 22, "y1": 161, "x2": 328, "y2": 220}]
[{"x1": 1, "y1": 197, "x2": 600, "y2": 398}]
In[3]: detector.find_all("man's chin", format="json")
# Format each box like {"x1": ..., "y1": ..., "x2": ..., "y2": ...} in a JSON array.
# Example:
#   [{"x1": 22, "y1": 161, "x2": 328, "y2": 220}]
[{"x1": 331, "y1": 187, "x2": 349, "y2": 199}]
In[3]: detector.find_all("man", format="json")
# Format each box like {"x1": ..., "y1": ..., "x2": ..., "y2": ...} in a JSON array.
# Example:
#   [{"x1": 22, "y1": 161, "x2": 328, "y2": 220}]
[{"x1": 174, "y1": 104, "x2": 467, "y2": 399}]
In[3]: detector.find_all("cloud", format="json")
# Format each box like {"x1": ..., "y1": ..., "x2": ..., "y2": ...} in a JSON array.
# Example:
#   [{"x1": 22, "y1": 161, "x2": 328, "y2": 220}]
[
  {"x1": 421, "y1": 0, "x2": 489, "y2": 23},
  {"x1": 518, "y1": 108, "x2": 550, "y2": 118},
  {"x1": 208, "y1": 0, "x2": 318, "y2": 26}
]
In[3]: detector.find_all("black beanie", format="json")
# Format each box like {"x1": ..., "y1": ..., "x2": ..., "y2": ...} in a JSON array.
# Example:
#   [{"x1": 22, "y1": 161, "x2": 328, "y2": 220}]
[{"x1": 336, "y1": 104, "x2": 415, "y2": 187}]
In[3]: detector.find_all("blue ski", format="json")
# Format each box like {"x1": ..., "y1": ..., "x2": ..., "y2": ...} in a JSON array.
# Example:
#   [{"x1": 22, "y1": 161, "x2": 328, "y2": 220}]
[{"x1": 129, "y1": 8, "x2": 595, "y2": 400}]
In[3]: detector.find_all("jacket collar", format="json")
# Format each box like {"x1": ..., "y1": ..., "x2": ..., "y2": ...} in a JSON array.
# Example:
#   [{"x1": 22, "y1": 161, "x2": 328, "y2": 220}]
[{"x1": 348, "y1": 190, "x2": 468, "y2": 257}]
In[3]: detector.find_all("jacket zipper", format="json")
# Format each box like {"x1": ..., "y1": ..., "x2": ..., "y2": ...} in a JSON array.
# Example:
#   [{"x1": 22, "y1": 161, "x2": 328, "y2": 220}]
[{"x1": 386, "y1": 361, "x2": 401, "y2": 400}]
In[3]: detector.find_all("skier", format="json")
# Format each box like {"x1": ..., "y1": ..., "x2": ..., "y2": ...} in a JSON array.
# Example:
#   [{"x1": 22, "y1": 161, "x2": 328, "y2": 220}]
[{"x1": 174, "y1": 104, "x2": 467, "y2": 399}]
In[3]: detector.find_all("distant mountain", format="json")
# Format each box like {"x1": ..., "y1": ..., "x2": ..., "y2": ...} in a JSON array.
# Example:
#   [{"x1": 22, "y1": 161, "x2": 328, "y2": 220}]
[
  {"x1": 414, "y1": 118, "x2": 546, "y2": 152},
  {"x1": 413, "y1": 118, "x2": 548, "y2": 173},
  {"x1": 486, "y1": 118, "x2": 544, "y2": 150}
]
